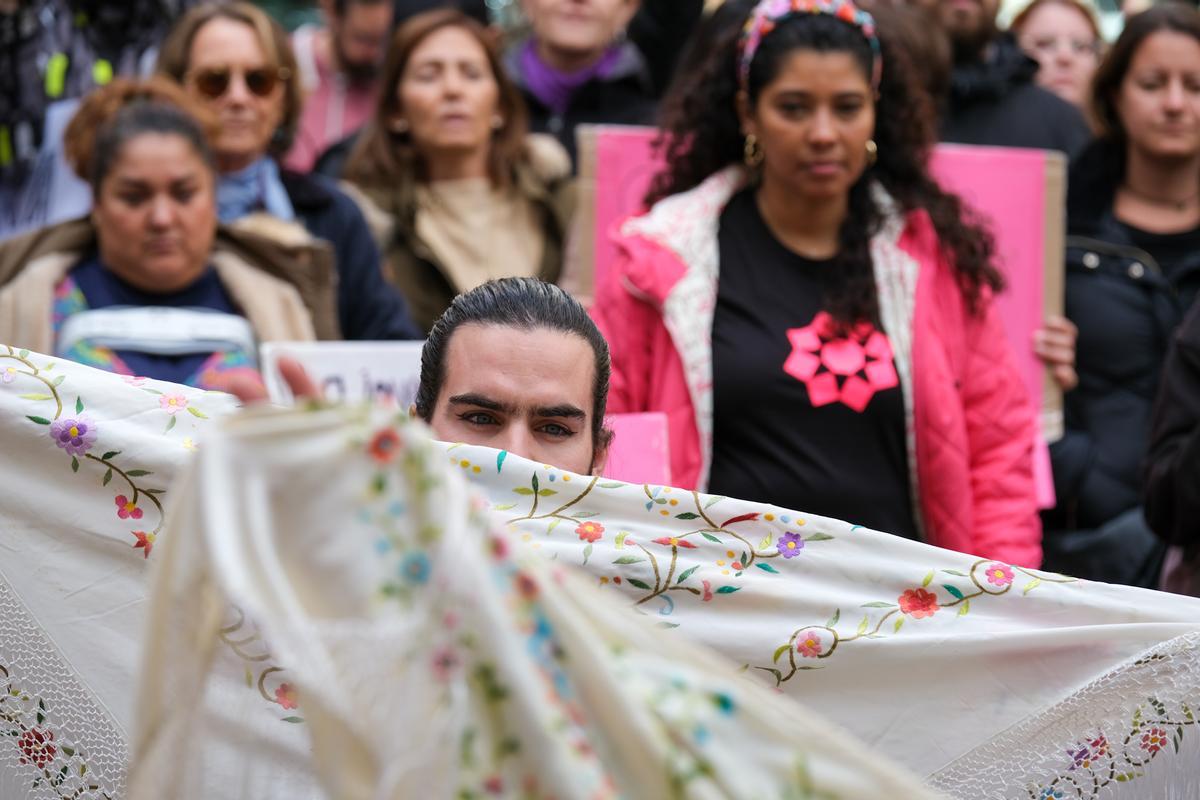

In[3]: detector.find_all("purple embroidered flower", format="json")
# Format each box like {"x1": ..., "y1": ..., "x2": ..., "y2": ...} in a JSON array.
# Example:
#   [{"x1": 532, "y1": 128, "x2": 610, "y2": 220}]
[
  {"x1": 49, "y1": 415, "x2": 97, "y2": 456},
  {"x1": 777, "y1": 532, "x2": 805, "y2": 558},
  {"x1": 1, "y1": 365, "x2": 17, "y2": 383}
]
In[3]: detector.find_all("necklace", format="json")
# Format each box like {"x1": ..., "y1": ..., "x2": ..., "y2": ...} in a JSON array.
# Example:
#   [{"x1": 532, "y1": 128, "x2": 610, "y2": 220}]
[{"x1": 1122, "y1": 182, "x2": 1200, "y2": 212}]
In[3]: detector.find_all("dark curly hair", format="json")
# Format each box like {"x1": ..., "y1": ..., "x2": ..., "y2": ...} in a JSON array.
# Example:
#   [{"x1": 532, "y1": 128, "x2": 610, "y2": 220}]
[{"x1": 649, "y1": 1, "x2": 1002, "y2": 327}]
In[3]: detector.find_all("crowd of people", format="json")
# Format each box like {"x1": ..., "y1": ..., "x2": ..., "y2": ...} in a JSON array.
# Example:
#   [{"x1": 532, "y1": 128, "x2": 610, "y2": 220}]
[{"x1": 1, "y1": 0, "x2": 1200, "y2": 596}]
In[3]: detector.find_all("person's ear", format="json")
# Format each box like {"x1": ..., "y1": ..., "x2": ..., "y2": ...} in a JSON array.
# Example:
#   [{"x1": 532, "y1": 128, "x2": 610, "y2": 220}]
[
  {"x1": 408, "y1": 402, "x2": 418, "y2": 419},
  {"x1": 589, "y1": 428, "x2": 613, "y2": 476}
]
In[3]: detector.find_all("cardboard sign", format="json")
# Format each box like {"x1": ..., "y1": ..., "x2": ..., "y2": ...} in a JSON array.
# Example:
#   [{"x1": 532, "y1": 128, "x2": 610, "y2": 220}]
[
  {"x1": 578, "y1": 125, "x2": 1064, "y2": 506},
  {"x1": 260, "y1": 340, "x2": 424, "y2": 407}
]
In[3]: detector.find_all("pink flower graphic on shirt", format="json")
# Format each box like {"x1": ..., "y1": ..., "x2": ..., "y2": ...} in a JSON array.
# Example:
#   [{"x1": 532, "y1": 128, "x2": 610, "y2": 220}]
[
  {"x1": 783, "y1": 312, "x2": 899, "y2": 412},
  {"x1": 159, "y1": 393, "x2": 188, "y2": 415}
]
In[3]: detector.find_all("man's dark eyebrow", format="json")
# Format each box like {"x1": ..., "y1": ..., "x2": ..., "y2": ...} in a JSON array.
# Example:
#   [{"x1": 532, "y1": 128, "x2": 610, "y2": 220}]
[
  {"x1": 534, "y1": 404, "x2": 586, "y2": 420},
  {"x1": 447, "y1": 393, "x2": 513, "y2": 413}
]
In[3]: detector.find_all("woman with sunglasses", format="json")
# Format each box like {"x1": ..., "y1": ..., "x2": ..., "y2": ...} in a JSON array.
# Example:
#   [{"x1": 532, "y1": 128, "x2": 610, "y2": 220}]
[
  {"x1": 593, "y1": 0, "x2": 1042, "y2": 566},
  {"x1": 156, "y1": 1, "x2": 420, "y2": 341},
  {"x1": 0, "y1": 78, "x2": 334, "y2": 387}
]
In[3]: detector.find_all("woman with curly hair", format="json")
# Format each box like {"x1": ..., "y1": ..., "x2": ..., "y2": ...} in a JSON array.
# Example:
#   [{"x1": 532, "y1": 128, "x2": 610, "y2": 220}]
[{"x1": 593, "y1": 0, "x2": 1042, "y2": 565}]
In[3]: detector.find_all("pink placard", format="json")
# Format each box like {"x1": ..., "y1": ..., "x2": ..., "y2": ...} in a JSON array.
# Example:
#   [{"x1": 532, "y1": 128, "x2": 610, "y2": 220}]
[
  {"x1": 602, "y1": 412, "x2": 671, "y2": 486},
  {"x1": 587, "y1": 126, "x2": 1060, "y2": 507}
]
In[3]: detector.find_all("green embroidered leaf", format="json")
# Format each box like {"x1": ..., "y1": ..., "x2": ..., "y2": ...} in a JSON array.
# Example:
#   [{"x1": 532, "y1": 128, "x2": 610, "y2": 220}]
[
  {"x1": 615, "y1": 531, "x2": 629, "y2": 549},
  {"x1": 599, "y1": 482, "x2": 624, "y2": 489},
  {"x1": 17, "y1": 394, "x2": 52, "y2": 401},
  {"x1": 943, "y1": 584, "x2": 965, "y2": 600},
  {"x1": 575, "y1": 511, "x2": 598, "y2": 518},
  {"x1": 187, "y1": 406, "x2": 208, "y2": 419},
  {"x1": 513, "y1": 487, "x2": 535, "y2": 496},
  {"x1": 676, "y1": 565, "x2": 699, "y2": 584},
  {"x1": 826, "y1": 608, "x2": 841, "y2": 628},
  {"x1": 716, "y1": 586, "x2": 740, "y2": 594},
  {"x1": 921, "y1": 570, "x2": 935, "y2": 588},
  {"x1": 1114, "y1": 772, "x2": 1143, "y2": 782},
  {"x1": 125, "y1": 469, "x2": 152, "y2": 477},
  {"x1": 773, "y1": 643, "x2": 790, "y2": 663},
  {"x1": 547, "y1": 519, "x2": 562, "y2": 535},
  {"x1": 61, "y1": 746, "x2": 75, "y2": 757},
  {"x1": 861, "y1": 601, "x2": 896, "y2": 608},
  {"x1": 804, "y1": 533, "x2": 834, "y2": 542},
  {"x1": 165, "y1": 416, "x2": 176, "y2": 434},
  {"x1": 36, "y1": 712, "x2": 45, "y2": 725},
  {"x1": 704, "y1": 495, "x2": 725, "y2": 509},
  {"x1": 75, "y1": 396, "x2": 83, "y2": 414},
  {"x1": 675, "y1": 512, "x2": 700, "y2": 520},
  {"x1": 26, "y1": 416, "x2": 51, "y2": 425},
  {"x1": 1023, "y1": 578, "x2": 1042, "y2": 595},
  {"x1": 536, "y1": 489, "x2": 557, "y2": 496},
  {"x1": 654, "y1": 497, "x2": 668, "y2": 504},
  {"x1": 496, "y1": 450, "x2": 507, "y2": 473},
  {"x1": 942, "y1": 569, "x2": 969, "y2": 577},
  {"x1": 582, "y1": 543, "x2": 593, "y2": 565},
  {"x1": 894, "y1": 617, "x2": 905, "y2": 633},
  {"x1": 491, "y1": 503, "x2": 516, "y2": 511},
  {"x1": 532, "y1": 474, "x2": 540, "y2": 493},
  {"x1": 52, "y1": 375, "x2": 65, "y2": 386},
  {"x1": 612, "y1": 555, "x2": 644, "y2": 565},
  {"x1": 102, "y1": 469, "x2": 112, "y2": 487},
  {"x1": 758, "y1": 534, "x2": 773, "y2": 549},
  {"x1": 856, "y1": 615, "x2": 869, "y2": 635},
  {"x1": 142, "y1": 387, "x2": 163, "y2": 395},
  {"x1": 17, "y1": 349, "x2": 28, "y2": 358},
  {"x1": 958, "y1": 599, "x2": 971, "y2": 617},
  {"x1": 756, "y1": 562, "x2": 780, "y2": 574},
  {"x1": 44, "y1": 362, "x2": 54, "y2": 371},
  {"x1": 701, "y1": 532, "x2": 722, "y2": 543},
  {"x1": 281, "y1": 716, "x2": 305, "y2": 724},
  {"x1": 627, "y1": 578, "x2": 652, "y2": 590},
  {"x1": 101, "y1": 450, "x2": 121, "y2": 460},
  {"x1": 71, "y1": 457, "x2": 79, "y2": 473},
  {"x1": 656, "y1": 621, "x2": 680, "y2": 629},
  {"x1": 143, "y1": 488, "x2": 165, "y2": 495}
]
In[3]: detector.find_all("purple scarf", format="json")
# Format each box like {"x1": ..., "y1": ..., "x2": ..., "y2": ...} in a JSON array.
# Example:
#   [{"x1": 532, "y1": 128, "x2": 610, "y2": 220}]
[{"x1": 519, "y1": 40, "x2": 623, "y2": 116}]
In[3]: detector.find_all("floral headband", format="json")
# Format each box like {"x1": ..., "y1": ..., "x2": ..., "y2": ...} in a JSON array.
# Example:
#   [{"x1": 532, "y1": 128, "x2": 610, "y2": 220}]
[{"x1": 737, "y1": 0, "x2": 883, "y2": 92}]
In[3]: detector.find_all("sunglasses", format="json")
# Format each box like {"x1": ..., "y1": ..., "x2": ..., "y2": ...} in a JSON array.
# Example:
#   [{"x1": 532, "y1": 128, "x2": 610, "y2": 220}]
[{"x1": 187, "y1": 66, "x2": 291, "y2": 99}]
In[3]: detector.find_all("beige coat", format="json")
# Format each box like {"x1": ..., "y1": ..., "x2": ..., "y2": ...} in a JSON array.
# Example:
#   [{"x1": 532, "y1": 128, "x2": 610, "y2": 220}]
[{"x1": 0, "y1": 216, "x2": 343, "y2": 355}]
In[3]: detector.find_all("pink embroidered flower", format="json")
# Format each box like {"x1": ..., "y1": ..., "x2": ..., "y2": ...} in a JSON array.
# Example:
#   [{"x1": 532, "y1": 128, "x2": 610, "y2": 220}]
[
  {"x1": 115, "y1": 495, "x2": 144, "y2": 520},
  {"x1": 796, "y1": 631, "x2": 823, "y2": 658},
  {"x1": 368, "y1": 428, "x2": 402, "y2": 464},
  {"x1": 777, "y1": 532, "x2": 805, "y2": 558},
  {"x1": 898, "y1": 588, "x2": 940, "y2": 619},
  {"x1": 1, "y1": 365, "x2": 17, "y2": 383},
  {"x1": 1141, "y1": 727, "x2": 1168, "y2": 756},
  {"x1": 431, "y1": 646, "x2": 462, "y2": 682},
  {"x1": 122, "y1": 375, "x2": 147, "y2": 387},
  {"x1": 18, "y1": 727, "x2": 56, "y2": 768},
  {"x1": 483, "y1": 776, "x2": 504, "y2": 795},
  {"x1": 132, "y1": 531, "x2": 156, "y2": 558},
  {"x1": 159, "y1": 393, "x2": 189, "y2": 415},
  {"x1": 576, "y1": 521, "x2": 604, "y2": 543},
  {"x1": 653, "y1": 536, "x2": 697, "y2": 549},
  {"x1": 49, "y1": 415, "x2": 97, "y2": 456},
  {"x1": 274, "y1": 683, "x2": 298, "y2": 710},
  {"x1": 515, "y1": 572, "x2": 539, "y2": 600},
  {"x1": 985, "y1": 562, "x2": 1015, "y2": 587},
  {"x1": 702, "y1": 580, "x2": 714, "y2": 602}
]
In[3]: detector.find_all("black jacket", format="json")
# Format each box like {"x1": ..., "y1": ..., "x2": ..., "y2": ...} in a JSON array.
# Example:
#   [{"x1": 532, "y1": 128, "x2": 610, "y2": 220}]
[
  {"x1": 1144, "y1": 295, "x2": 1200, "y2": 593},
  {"x1": 504, "y1": 40, "x2": 658, "y2": 169},
  {"x1": 941, "y1": 34, "x2": 1090, "y2": 159},
  {"x1": 1042, "y1": 141, "x2": 1200, "y2": 583},
  {"x1": 280, "y1": 171, "x2": 421, "y2": 340}
]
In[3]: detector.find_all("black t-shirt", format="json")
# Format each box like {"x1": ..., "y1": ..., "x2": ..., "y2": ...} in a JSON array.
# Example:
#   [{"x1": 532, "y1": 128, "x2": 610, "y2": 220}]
[
  {"x1": 707, "y1": 189, "x2": 918, "y2": 539},
  {"x1": 1121, "y1": 222, "x2": 1200, "y2": 277}
]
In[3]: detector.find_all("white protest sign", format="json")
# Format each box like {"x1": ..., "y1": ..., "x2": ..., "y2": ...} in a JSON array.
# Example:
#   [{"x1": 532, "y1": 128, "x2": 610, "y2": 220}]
[{"x1": 260, "y1": 341, "x2": 425, "y2": 406}]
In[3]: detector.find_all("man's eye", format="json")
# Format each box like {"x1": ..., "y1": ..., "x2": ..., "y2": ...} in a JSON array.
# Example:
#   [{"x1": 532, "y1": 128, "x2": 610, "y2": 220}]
[
  {"x1": 539, "y1": 423, "x2": 574, "y2": 438},
  {"x1": 461, "y1": 412, "x2": 498, "y2": 426}
]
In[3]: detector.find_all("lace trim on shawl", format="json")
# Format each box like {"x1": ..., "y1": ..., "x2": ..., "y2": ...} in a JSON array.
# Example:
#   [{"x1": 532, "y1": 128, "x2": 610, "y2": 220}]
[
  {"x1": 929, "y1": 631, "x2": 1200, "y2": 799},
  {"x1": 0, "y1": 574, "x2": 125, "y2": 799}
]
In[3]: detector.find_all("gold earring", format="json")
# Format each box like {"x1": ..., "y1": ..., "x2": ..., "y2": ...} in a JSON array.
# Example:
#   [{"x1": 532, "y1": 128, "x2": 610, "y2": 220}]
[
  {"x1": 865, "y1": 139, "x2": 878, "y2": 166},
  {"x1": 390, "y1": 117, "x2": 409, "y2": 134},
  {"x1": 744, "y1": 134, "x2": 764, "y2": 168}
]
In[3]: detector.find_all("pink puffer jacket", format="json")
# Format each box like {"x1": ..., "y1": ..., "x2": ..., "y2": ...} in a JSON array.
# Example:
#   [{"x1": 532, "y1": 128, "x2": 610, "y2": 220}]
[{"x1": 592, "y1": 168, "x2": 1042, "y2": 568}]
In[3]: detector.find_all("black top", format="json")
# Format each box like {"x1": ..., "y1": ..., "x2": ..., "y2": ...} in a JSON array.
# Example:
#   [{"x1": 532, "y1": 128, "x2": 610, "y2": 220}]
[
  {"x1": 707, "y1": 189, "x2": 918, "y2": 539},
  {"x1": 1121, "y1": 222, "x2": 1200, "y2": 288}
]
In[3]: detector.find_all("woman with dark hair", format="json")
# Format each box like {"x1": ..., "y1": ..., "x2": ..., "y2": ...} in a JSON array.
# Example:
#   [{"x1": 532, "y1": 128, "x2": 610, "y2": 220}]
[
  {"x1": 341, "y1": 9, "x2": 575, "y2": 333},
  {"x1": 157, "y1": 1, "x2": 420, "y2": 341},
  {"x1": 593, "y1": 0, "x2": 1041, "y2": 565},
  {"x1": 0, "y1": 79, "x2": 333, "y2": 388},
  {"x1": 1043, "y1": 3, "x2": 1200, "y2": 587}
]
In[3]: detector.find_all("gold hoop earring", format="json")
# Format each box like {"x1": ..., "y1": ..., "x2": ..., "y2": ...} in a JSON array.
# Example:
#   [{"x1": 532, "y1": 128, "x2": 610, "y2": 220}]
[
  {"x1": 744, "y1": 134, "x2": 764, "y2": 168},
  {"x1": 865, "y1": 139, "x2": 878, "y2": 166}
]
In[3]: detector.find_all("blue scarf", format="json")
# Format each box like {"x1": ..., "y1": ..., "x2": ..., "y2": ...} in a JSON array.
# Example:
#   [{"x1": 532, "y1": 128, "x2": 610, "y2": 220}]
[{"x1": 216, "y1": 157, "x2": 296, "y2": 223}]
